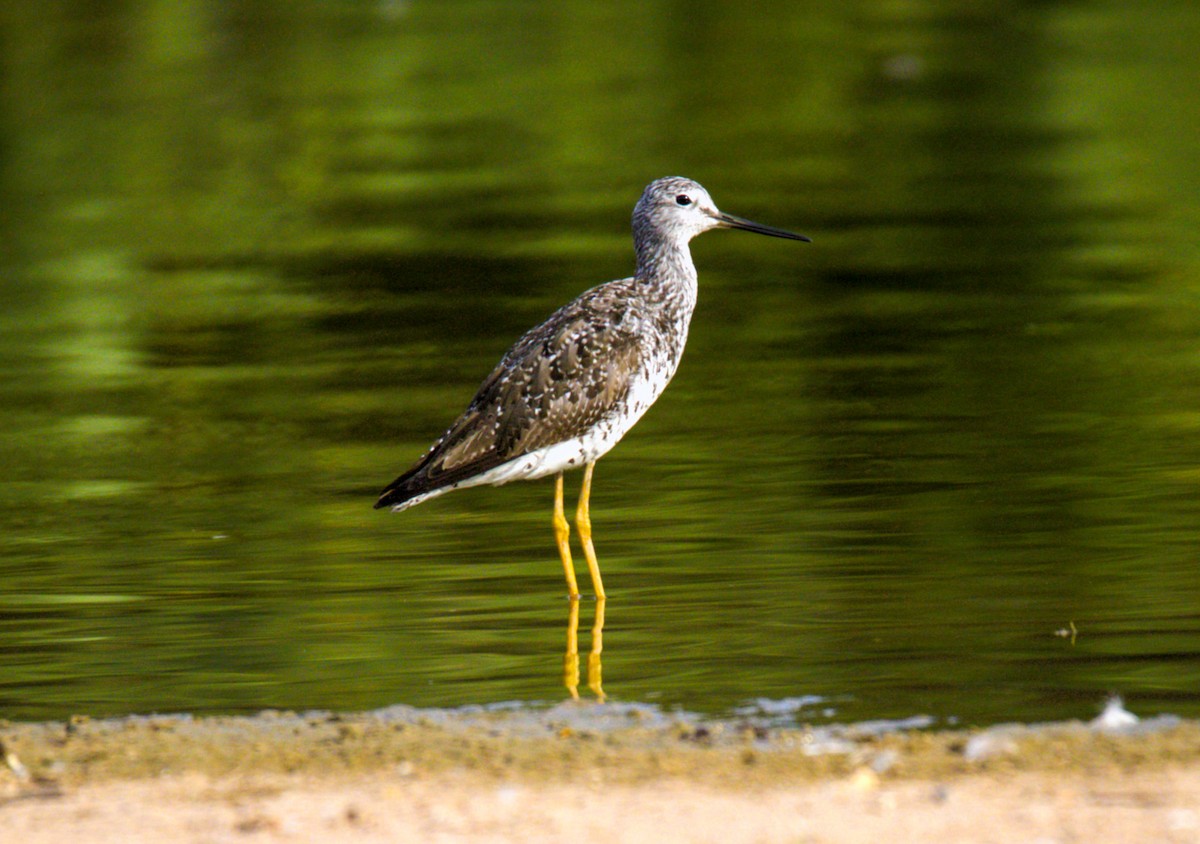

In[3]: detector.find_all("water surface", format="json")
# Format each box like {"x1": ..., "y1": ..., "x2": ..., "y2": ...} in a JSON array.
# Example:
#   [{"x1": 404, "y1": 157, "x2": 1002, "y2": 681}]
[{"x1": 2, "y1": 0, "x2": 1199, "y2": 726}]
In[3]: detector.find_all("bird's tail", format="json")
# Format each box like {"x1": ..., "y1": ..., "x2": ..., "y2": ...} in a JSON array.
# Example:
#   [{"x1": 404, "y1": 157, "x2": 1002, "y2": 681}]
[
  {"x1": 374, "y1": 460, "x2": 462, "y2": 512},
  {"x1": 374, "y1": 432, "x2": 509, "y2": 511}
]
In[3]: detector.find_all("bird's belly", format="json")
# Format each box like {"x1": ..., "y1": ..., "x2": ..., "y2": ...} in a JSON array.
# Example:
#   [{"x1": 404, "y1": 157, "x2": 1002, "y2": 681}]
[
  {"x1": 460, "y1": 363, "x2": 675, "y2": 489},
  {"x1": 469, "y1": 438, "x2": 601, "y2": 488}
]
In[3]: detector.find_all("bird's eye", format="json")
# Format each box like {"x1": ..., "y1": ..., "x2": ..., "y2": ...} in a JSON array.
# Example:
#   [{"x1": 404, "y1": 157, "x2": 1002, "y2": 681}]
[{"x1": 675, "y1": 194, "x2": 692, "y2": 206}]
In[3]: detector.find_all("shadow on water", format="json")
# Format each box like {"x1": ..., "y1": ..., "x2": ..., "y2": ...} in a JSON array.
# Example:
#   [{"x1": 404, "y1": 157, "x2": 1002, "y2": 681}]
[{"x1": 1, "y1": 1, "x2": 1200, "y2": 726}]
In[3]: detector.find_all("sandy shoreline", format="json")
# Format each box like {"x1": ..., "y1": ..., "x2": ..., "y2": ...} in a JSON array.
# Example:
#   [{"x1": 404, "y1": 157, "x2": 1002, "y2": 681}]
[{"x1": 3, "y1": 704, "x2": 1199, "y2": 842}]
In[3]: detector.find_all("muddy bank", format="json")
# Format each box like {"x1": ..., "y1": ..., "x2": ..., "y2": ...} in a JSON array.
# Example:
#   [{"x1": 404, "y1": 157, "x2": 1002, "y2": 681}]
[
  {"x1": 2, "y1": 701, "x2": 1196, "y2": 787},
  {"x1": 3, "y1": 703, "x2": 1199, "y2": 843}
]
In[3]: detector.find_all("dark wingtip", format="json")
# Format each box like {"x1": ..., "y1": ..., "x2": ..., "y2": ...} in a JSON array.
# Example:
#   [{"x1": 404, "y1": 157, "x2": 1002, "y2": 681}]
[
  {"x1": 374, "y1": 457, "x2": 446, "y2": 511},
  {"x1": 373, "y1": 475, "x2": 411, "y2": 510},
  {"x1": 374, "y1": 487, "x2": 403, "y2": 510}
]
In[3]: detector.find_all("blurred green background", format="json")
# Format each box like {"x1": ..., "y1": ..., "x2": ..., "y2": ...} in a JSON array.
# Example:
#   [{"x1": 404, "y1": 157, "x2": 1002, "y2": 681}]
[{"x1": 2, "y1": 0, "x2": 1199, "y2": 726}]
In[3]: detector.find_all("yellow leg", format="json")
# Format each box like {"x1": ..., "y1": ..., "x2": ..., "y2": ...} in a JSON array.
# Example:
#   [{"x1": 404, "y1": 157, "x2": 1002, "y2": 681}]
[
  {"x1": 588, "y1": 597, "x2": 606, "y2": 702},
  {"x1": 575, "y1": 461, "x2": 606, "y2": 599},
  {"x1": 554, "y1": 472, "x2": 581, "y2": 600},
  {"x1": 563, "y1": 599, "x2": 580, "y2": 700}
]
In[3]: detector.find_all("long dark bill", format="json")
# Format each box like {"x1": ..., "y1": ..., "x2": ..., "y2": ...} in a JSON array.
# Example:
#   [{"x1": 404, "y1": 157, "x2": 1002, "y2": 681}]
[{"x1": 714, "y1": 211, "x2": 811, "y2": 242}]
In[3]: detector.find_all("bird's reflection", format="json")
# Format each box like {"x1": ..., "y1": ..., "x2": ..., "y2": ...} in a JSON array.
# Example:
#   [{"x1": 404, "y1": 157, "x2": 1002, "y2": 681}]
[{"x1": 564, "y1": 598, "x2": 605, "y2": 701}]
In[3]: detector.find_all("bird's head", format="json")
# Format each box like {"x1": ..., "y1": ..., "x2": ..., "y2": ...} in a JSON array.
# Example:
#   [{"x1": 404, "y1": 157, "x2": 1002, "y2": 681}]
[{"x1": 633, "y1": 177, "x2": 810, "y2": 244}]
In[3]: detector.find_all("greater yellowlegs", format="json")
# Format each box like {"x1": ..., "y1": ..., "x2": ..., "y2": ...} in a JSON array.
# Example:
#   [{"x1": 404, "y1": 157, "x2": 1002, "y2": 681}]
[{"x1": 375, "y1": 177, "x2": 809, "y2": 599}]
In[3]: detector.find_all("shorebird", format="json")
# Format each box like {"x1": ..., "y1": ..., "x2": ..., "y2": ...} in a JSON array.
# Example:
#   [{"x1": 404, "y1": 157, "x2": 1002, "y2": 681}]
[{"x1": 375, "y1": 177, "x2": 809, "y2": 599}]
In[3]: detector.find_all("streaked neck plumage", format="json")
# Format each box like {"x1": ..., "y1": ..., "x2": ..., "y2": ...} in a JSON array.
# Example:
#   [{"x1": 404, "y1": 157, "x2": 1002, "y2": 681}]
[{"x1": 632, "y1": 217, "x2": 699, "y2": 317}]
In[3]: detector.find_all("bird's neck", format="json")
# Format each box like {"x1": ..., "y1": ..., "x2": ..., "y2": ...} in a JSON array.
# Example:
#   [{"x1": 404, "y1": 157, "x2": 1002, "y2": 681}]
[{"x1": 633, "y1": 236, "x2": 698, "y2": 315}]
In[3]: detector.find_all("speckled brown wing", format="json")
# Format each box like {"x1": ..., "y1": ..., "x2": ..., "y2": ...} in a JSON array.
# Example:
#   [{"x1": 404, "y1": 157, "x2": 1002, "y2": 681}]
[{"x1": 374, "y1": 283, "x2": 646, "y2": 510}]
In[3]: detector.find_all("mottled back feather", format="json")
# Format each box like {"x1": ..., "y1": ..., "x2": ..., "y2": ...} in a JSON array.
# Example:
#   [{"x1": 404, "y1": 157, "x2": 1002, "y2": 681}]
[{"x1": 375, "y1": 278, "x2": 650, "y2": 509}]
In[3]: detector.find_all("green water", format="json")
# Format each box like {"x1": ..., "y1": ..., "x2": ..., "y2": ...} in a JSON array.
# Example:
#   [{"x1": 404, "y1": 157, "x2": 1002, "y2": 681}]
[{"x1": 2, "y1": 1, "x2": 1199, "y2": 726}]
